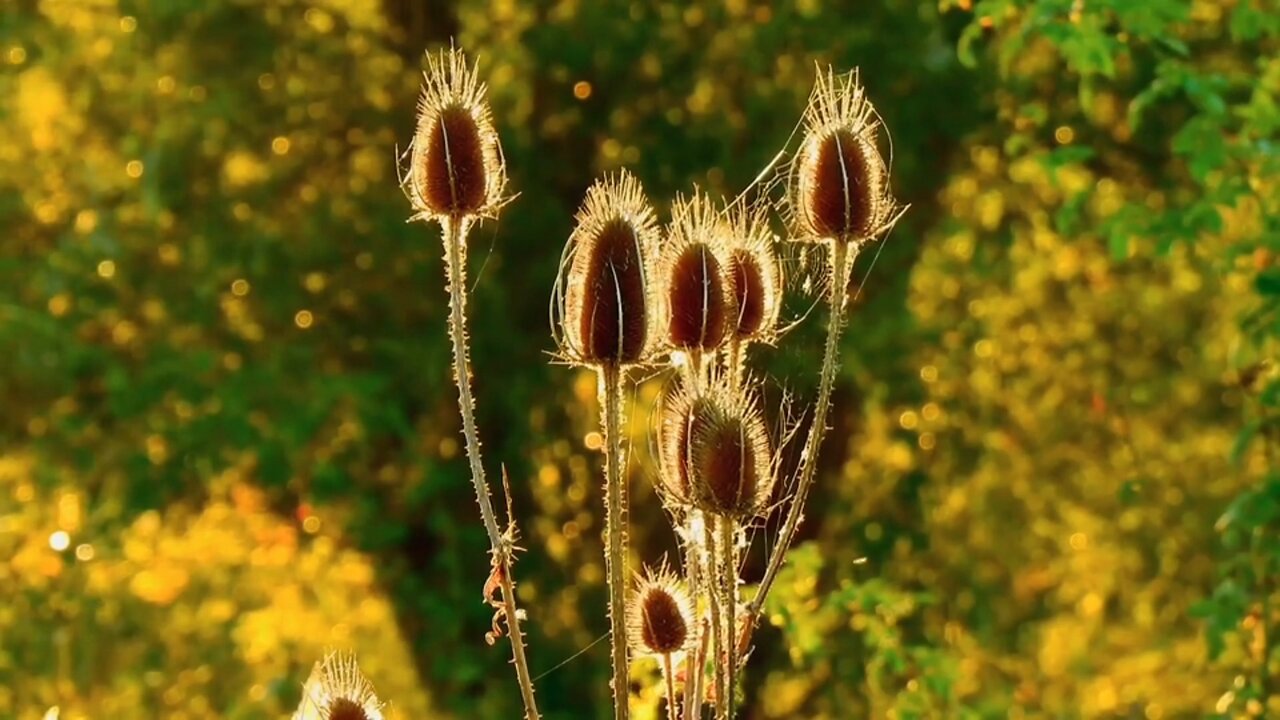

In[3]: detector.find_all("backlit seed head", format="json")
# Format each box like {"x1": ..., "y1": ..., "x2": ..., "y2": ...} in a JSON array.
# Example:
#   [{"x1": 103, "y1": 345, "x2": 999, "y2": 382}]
[
  {"x1": 789, "y1": 66, "x2": 900, "y2": 245},
  {"x1": 292, "y1": 652, "x2": 384, "y2": 720},
  {"x1": 627, "y1": 565, "x2": 694, "y2": 657},
  {"x1": 659, "y1": 192, "x2": 733, "y2": 352},
  {"x1": 658, "y1": 373, "x2": 774, "y2": 519},
  {"x1": 552, "y1": 170, "x2": 660, "y2": 367},
  {"x1": 723, "y1": 202, "x2": 781, "y2": 343},
  {"x1": 405, "y1": 47, "x2": 507, "y2": 223}
]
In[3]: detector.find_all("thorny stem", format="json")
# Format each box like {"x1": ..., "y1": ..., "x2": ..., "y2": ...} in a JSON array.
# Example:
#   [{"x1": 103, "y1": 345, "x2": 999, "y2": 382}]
[
  {"x1": 747, "y1": 240, "x2": 854, "y2": 626},
  {"x1": 719, "y1": 517, "x2": 737, "y2": 720},
  {"x1": 683, "y1": 511, "x2": 706, "y2": 719},
  {"x1": 704, "y1": 520, "x2": 726, "y2": 720},
  {"x1": 663, "y1": 653, "x2": 679, "y2": 720},
  {"x1": 442, "y1": 216, "x2": 541, "y2": 720},
  {"x1": 600, "y1": 363, "x2": 630, "y2": 720}
]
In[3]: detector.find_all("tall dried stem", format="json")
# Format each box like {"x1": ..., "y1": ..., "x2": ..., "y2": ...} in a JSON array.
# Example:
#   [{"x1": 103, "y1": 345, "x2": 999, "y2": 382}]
[
  {"x1": 443, "y1": 216, "x2": 541, "y2": 719},
  {"x1": 747, "y1": 240, "x2": 853, "y2": 624},
  {"x1": 599, "y1": 363, "x2": 631, "y2": 720}
]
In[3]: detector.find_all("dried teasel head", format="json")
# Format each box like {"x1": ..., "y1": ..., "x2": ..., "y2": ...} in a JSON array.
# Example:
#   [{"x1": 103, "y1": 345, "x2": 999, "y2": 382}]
[
  {"x1": 405, "y1": 47, "x2": 508, "y2": 223},
  {"x1": 723, "y1": 202, "x2": 782, "y2": 344},
  {"x1": 658, "y1": 191, "x2": 733, "y2": 353},
  {"x1": 552, "y1": 170, "x2": 660, "y2": 367},
  {"x1": 789, "y1": 66, "x2": 901, "y2": 245},
  {"x1": 658, "y1": 373, "x2": 774, "y2": 519},
  {"x1": 292, "y1": 651, "x2": 384, "y2": 720},
  {"x1": 626, "y1": 564, "x2": 694, "y2": 657}
]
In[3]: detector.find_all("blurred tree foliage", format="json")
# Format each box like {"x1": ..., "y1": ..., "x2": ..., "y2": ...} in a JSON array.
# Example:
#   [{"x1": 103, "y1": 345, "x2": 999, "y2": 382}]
[{"x1": 0, "y1": 0, "x2": 1277, "y2": 718}]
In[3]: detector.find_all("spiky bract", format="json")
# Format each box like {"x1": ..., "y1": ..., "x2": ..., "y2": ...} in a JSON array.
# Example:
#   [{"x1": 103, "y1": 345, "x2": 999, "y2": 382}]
[
  {"x1": 407, "y1": 47, "x2": 507, "y2": 222},
  {"x1": 553, "y1": 170, "x2": 660, "y2": 367},
  {"x1": 292, "y1": 652, "x2": 384, "y2": 720},
  {"x1": 723, "y1": 202, "x2": 782, "y2": 343},
  {"x1": 658, "y1": 373, "x2": 774, "y2": 519},
  {"x1": 789, "y1": 66, "x2": 899, "y2": 245},
  {"x1": 659, "y1": 192, "x2": 733, "y2": 353},
  {"x1": 627, "y1": 565, "x2": 695, "y2": 657}
]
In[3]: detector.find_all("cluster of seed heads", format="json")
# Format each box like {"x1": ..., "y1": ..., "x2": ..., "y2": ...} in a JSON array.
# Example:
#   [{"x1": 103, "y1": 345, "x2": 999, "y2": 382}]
[{"x1": 299, "y1": 47, "x2": 901, "y2": 720}]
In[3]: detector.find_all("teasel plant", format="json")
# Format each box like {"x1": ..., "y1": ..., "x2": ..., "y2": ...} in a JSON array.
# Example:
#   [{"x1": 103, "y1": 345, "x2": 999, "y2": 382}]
[
  {"x1": 551, "y1": 170, "x2": 661, "y2": 719},
  {"x1": 743, "y1": 65, "x2": 906, "y2": 640},
  {"x1": 292, "y1": 652, "x2": 384, "y2": 720},
  {"x1": 401, "y1": 47, "x2": 540, "y2": 718},
  {"x1": 627, "y1": 564, "x2": 695, "y2": 720}
]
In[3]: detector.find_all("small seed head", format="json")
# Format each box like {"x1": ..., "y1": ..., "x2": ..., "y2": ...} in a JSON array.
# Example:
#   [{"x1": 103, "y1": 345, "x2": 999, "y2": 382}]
[
  {"x1": 406, "y1": 47, "x2": 507, "y2": 223},
  {"x1": 627, "y1": 565, "x2": 694, "y2": 657},
  {"x1": 789, "y1": 66, "x2": 899, "y2": 245},
  {"x1": 553, "y1": 170, "x2": 659, "y2": 367},
  {"x1": 292, "y1": 651, "x2": 383, "y2": 720},
  {"x1": 658, "y1": 374, "x2": 773, "y2": 519}
]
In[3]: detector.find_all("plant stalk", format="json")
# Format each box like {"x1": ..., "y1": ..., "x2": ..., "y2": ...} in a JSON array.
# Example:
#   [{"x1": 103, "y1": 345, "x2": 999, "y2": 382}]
[
  {"x1": 719, "y1": 516, "x2": 737, "y2": 720},
  {"x1": 704, "y1": 519, "x2": 727, "y2": 720},
  {"x1": 663, "y1": 653, "x2": 679, "y2": 720},
  {"x1": 443, "y1": 216, "x2": 541, "y2": 720},
  {"x1": 599, "y1": 363, "x2": 630, "y2": 720},
  {"x1": 683, "y1": 510, "x2": 707, "y2": 719},
  {"x1": 746, "y1": 240, "x2": 854, "y2": 625}
]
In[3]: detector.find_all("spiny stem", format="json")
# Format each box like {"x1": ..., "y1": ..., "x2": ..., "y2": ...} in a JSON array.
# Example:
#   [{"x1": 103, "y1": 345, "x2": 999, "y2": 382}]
[
  {"x1": 599, "y1": 363, "x2": 630, "y2": 720},
  {"x1": 704, "y1": 520, "x2": 726, "y2": 720},
  {"x1": 746, "y1": 240, "x2": 854, "y2": 626},
  {"x1": 442, "y1": 216, "x2": 541, "y2": 720},
  {"x1": 683, "y1": 511, "x2": 706, "y2": 719},
  {"x1": 719, "y1": 516, "x2": 737, "y2": 720},
  {"x1": 663, "y1": 653, "x2": 679, "y2": 720}
]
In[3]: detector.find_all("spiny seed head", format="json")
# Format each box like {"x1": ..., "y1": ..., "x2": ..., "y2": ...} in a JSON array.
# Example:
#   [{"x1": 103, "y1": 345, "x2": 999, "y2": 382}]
[
  {"x1": 658, "y1": 373, "x2": 774, "y2": 519},
  {"x1": 406, "y1": 47, "x2": 507, "y2": 223},
  {"x1": 553, "y1": 170, "x2": 660, "y2": 367},
  {"x1": 724, "y1": 202, "x2": 781, "y2": 343},
  {"x1": 292, "y1": 651, "x2": 383, "y2": 720},
  {"x1": 627, "y1": 565, "x2": 694, "y2": 657},
  {"x1": 789, "y1": 66, "x2": 899, "y2": 245},
  {"x1": 659, "y1": 192, "x2": 733, "y2": 352}
]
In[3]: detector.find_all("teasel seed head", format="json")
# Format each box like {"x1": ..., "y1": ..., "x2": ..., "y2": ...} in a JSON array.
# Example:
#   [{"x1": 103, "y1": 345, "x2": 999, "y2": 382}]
[
  {"x1": 552, "y1": 170, "x2": 660, "y2": 367},
  {"x1": 292, "y1": 651, "x2": 384, "y2": 720},
  {"x1": 789, "y1": 66, "x2": 900, "y2": 245},
  {"x1": 723, "y1": 202, "x2": 782, "y2": 343},
  {"x1": 659, "y1": 192, "x2": 733, "y2": 353},
  {"x1": 627, "y1": 564, "x2": 694, "y2": 657},
  {"x1": 406, "y1": 47, "x2": 508, "y2": 223},
  {"x1": 658, "y1": 373, "x2": 774, "y2": 519}
]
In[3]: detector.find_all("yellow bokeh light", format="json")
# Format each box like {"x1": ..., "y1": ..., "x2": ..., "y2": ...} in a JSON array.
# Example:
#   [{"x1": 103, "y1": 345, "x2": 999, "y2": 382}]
[
  {"x1": 49, "y1": 531, "x2": 70, "y2": 552},
  {"x1": 9, "y1": 46, "x2": 27, "y2": 64},
  {"x1": 573, "y1": 81, "x2": 592, "y2": 100},
  {"x1": 271, "y1": 136, "x2": 290, "y2": 155},
  {"x1": 119, "y1": 16, "x2": 137, "y2": 32},
  {"x1": 302, "y1": 515, "x2": 321, "y2": 534},
  {"x1": 294, "y1": 310, "x2": 314, "y2": 329},
  {"x1": 47, "y1": 294, "x2": 70, "y2": 316},
  {"x1": 126, "y1": 160, "x2": 144, "y2": 178},
  {"x1": 97, "y1": 260, "x2": 116, "y2": 279},
  {"x1": 584, "y1": 431, "x2": 603, "y2": 450},
  {"x1": 75, "y1": 544, "x2": 95, "y2": 562},
  {"x1": 231, "y1": 279, "x2": 250, "y2": 296},
  {"x1": 1054, "y1": 125, "x2": 1075, "y2": 144}
]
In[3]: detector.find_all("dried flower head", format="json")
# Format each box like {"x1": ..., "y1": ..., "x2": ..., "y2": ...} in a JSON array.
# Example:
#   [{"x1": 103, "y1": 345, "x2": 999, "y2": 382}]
[
  {"x1": 659, "y1": 192, "x2": 733, "y2": 352},
  {"x1": 723, "y1": 202, "x2": 782, "y2": 343},
  {"x1": 789, "y1": 66, "x2": 900, "y2": 245},
  {"x1": 627, "y1": 564, "x2": 694, "y2": 657},
  {"x1": 658, "y1": 373, "x2": 774, "y2": 519},
  {"x1": 552, "y1": 170, "x2": 660, "y2": 367},
  {"x1": 406, "y1": 47, "x2": 507, "y2": 222},
  {"x1": 292, "y1": 652, "x2": 384, "y2": 720}
]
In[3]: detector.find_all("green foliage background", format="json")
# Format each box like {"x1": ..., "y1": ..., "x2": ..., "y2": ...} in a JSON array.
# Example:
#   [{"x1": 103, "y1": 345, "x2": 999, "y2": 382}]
[{"x1": 2, "y1": 0, "x2": 1278, "y2": 718}]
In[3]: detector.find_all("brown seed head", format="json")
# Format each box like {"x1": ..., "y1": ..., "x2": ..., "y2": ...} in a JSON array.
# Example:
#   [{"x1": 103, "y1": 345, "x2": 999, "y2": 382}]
[
  {"x1": 790, "y1": 66, "x2": 899, "y2": 245},
  {"x1": 554, "y1": 171, "x2": 659, "y2": 367},
  {"x1": 658, "y1": 373, "x2": 773, "y2": 518},
  {"x1": 723, "y1": 203, "x2": 781, "y2": 343},
  {"x1": 292, "y1": 651, "x2": 383, "y2": 720},
  {"x1": 627, "y1": 565, "x2": 694, "y2": 657},
  {"x1": 406, "y1": 47, "x2": 507, "y2": 223},
  {"x1": 660, "y1": 192, "x2": 733, "y2": 352}
]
